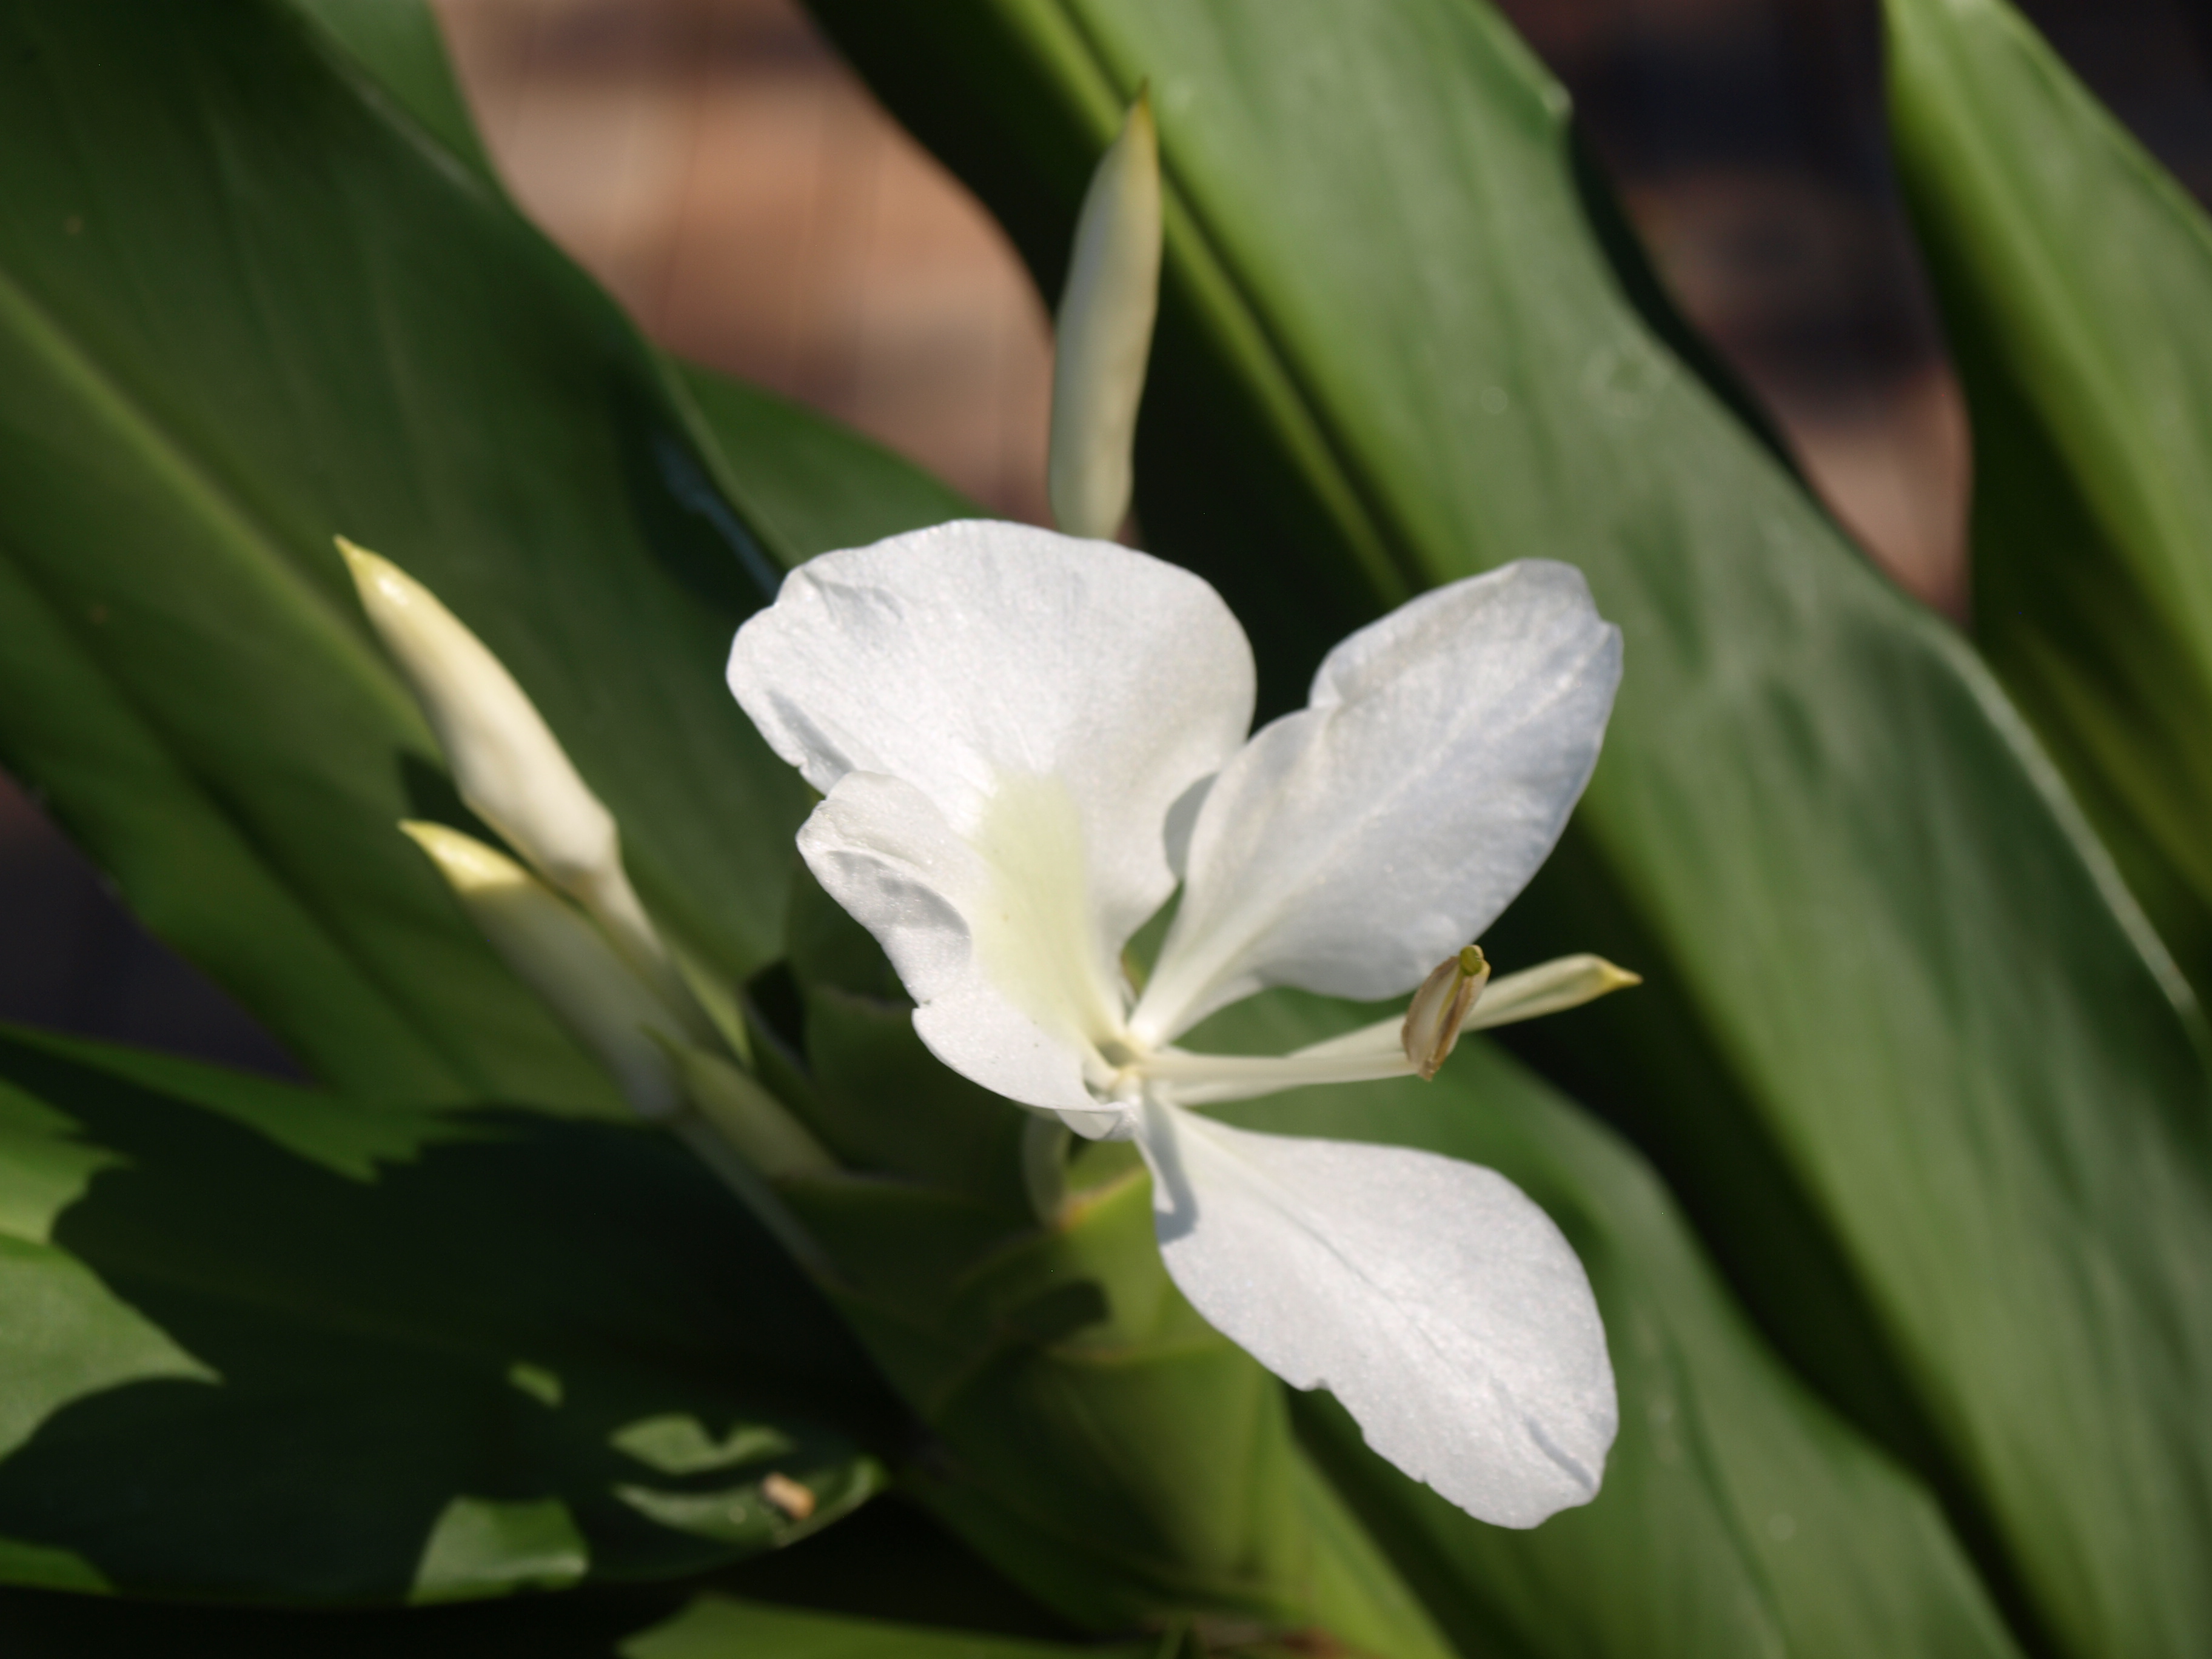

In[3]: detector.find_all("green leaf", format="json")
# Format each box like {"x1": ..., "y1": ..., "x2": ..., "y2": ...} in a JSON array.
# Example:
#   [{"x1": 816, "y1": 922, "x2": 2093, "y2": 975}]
[
  {"x1": 675, "y1": 363, "x2": 981, "y2": 564},
  {"x1": 623, "y1": 1595, "x2": 1154, "y2": 1659},
  {"x1": 289, "y1": 0, "x2": 500, "y2": 184},
  {"x1": 802, "y1": 4, "x2": 2212, "y2": 1654},
  {"x1": 0, "y1": 1024, "x2": 896, "y2": 1601},
  {"x1": 1881, "y1": 0, "x2": 2212, "y2": 999},
  {"x1": 288, "y1": 0, "x2": 977, "y2": 574},
  {"x1": 0, "y1": 0, "x2": 816, "y2": 1105},
  {"x1": 0, "y1": 1495, "x2": 1118, "y2": 1655},
  {"x1": 1193, "y1": 991, "x2": 2020, "y2": 1659},
  {"x1": 0, "y1": 1583, "x2": 683, "y2": 1659}
]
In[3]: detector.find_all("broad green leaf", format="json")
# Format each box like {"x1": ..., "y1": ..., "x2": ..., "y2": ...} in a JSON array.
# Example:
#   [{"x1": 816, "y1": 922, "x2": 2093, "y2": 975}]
[
  {"x1": 803, "y1": 4, "x2": 2212, "y2": 1654},
  {"x1": 289, "y1": 0, "x2": 500, "y2": 184},
  {"x1": 287, "y1": 0, "x2": 978, "y2": 569},
  {"x1": 1191, "y1": 992, "x2": 2019, "y2": 1659},
  {"x1": 0, "y1": 0, "x2": 820, "y2": 1105},
  {"x1": 623, "y1": 1595, "x2": 1153, "y2": 1659},
  {"x1": 1882, "y1": 0, "x2": 2212, "y2": 998},
  {"x1": 675, "y1": 363, "x2": 980, "y2": 565},
  {"x1": 0, "y1": 1583, "x2": 682, "y2": 1659},
  {"x1": 0, "y1": 1024, "x2": 895, "y2": 1601},
  {"x1": 763, "y1": 885, "x2": 1453, "y2": 1657},
  {"x1": 0, "y1": 1496, "x2": 1114, "y2": 1655}
]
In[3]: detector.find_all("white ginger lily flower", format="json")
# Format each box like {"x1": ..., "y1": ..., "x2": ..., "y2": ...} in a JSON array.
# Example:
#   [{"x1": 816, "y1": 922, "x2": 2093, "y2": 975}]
[{"x1": 728, "y1": 519, "x2": 1624, "y2": 1528}]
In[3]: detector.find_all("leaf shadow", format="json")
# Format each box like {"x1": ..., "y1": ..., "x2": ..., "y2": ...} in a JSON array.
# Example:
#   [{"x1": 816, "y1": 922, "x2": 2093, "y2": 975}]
[{"x1": 0, "y1": 1040, "x2": 900, "y2": 1603}]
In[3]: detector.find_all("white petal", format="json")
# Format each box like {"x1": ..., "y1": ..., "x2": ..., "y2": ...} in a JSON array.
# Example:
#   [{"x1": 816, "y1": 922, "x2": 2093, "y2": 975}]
[
  {"x1": 1134, "y1": 561, "x2": 1620, "y2": 1040},
  {"x1": 1048, "y1": 93, "x2": 1161, "y2": 541},
  {"x1": 731, "y1": 520, "x2": 1254, "y2": 964},
  {"x1": 799, "y1": 771, "x2": 1122, "y2": 1118},
  {"x1": 1136, "y1": 1099, "x2": 1615, "y2": 1527}
]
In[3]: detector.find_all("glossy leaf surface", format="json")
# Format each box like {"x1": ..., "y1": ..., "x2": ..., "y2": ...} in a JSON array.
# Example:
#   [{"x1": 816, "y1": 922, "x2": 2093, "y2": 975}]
[
  {"x1": 1884, "y1": 0, "x2": 2212, "y2": 1002},
  {"x1": 0, "y1": 0, "x2": 809, "y2": 1105},
  {"x1": 675, "y1": 364, "x2": 979, "y2": 564},
  {"x1": 289, "y1": 0, "x2": 979, "y2": 571},
  {"x1": 803, "y1": 4, "x2": 2212, "y2": 1654},
  {"x1": 0, "y1": 1025, "x2": 894, "y2": 1601}
]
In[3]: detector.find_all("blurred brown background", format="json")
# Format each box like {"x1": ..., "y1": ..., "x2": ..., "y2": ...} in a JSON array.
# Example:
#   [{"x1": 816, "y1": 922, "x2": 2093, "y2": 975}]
[{"x1": 7, "y1": 0, "x2": 2212, "y2": 1076}]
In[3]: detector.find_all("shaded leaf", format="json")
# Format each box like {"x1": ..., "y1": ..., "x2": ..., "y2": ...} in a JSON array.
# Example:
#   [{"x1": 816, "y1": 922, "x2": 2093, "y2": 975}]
[
  {"x1": 623, "y1": 1594, "x2": 1154, "y2": 1659},
  {"x1": 289, "y1": 0, "x2": 500, "y2": 183},
  {"x1": 0, "y1": 1024, "x2": 895, "y2": 1601},
  {"x1": 0, "y1": 1495, "x2": 1104, "y2": 1655},
  {"x1": 0, "y1": 1581, "x2": 684, "y2": 1659}
]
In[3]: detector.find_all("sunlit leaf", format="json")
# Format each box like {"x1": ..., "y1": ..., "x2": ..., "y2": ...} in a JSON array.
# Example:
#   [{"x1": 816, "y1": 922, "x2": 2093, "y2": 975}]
[
  {"x1": 1883, "y1": 0, "x2": 2212, "y2": 1006},
  {"x1": 803, "y1": 4, "x2": 2212, "y2": 1654}
]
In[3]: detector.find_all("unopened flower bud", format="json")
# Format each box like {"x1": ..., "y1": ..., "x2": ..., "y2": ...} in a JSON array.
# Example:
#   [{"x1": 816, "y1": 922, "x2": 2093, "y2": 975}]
[
  {"x1": 1048, "y1": 89, "x2": 1161, "y2": 541},
  {"x1": 342, "y1": 538, "x2": 702, "y2": 1033},
  {"x1": 399, "y1": 820, "x2": 683, "y2": 1119},
  {"x1": 1402, "y1": 944, "x2": 1491, "y2": 1081}
]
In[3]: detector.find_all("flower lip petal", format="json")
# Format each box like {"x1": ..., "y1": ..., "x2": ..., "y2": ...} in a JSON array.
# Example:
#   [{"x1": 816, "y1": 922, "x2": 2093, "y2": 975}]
[
  {"x1": 1134, "y1": 560, "x2": 1621, "y2": 1042},
  {"x1": 729, "y1": 521, "x2": 1256, "y2": 973},
  {"x1": 799, "y1": 771, "x2": 1109, "y2": 1116},
  {"x1": 1136, "y1": 1098, "x2": 1616, "y2": 1527}
]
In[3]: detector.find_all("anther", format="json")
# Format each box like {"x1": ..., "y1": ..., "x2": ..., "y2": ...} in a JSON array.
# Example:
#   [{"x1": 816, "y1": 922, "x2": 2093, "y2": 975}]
[{"x1": 1401, "y1": 945, "x2": 1490, "y2": 1081}]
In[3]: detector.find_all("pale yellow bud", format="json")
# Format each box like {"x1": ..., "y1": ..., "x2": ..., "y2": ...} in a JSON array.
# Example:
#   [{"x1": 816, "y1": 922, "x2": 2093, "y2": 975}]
[
  {"x1": 1401, "y1": 945, "x2": 1491, "y2": 1081},
  {"x1": 1048, "y1": 89, "x2": 1161, "y2": 541},
  {"x1": 399, "y1": 820, "x2": 685, "y2": 1119},
  {"x1": 342, "y1": 538, "x2": 703, "y2": 1036}
]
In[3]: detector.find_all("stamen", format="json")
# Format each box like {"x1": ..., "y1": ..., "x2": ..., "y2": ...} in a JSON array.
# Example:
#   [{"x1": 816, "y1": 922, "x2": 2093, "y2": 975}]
[
  {"x1": 1095, "y1": 951, "x2": 1641, "y2": 1110},
  {"x1": 1401, "y1": 945, "x2": 1490, "y2": 1081},
  {"x1": 1124, "y1": 1043, "x2": 1418, "y2": 1107}
]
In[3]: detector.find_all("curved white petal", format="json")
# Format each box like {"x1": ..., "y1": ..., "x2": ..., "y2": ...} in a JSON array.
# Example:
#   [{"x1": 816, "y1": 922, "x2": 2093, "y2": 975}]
[
  {"x1": 799, "y1": 771, "x2": 1120, "y2": 1118},
  {"x1": 732, "y1": 519, "x2": 1255, "y2": 989},
  {"x1": 1136, "y1": 1099, "x2": 1615, "y2": 1527},
  {"x1": 1134, "y1": 561, "x2": 1620, "y2": 1041}
]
